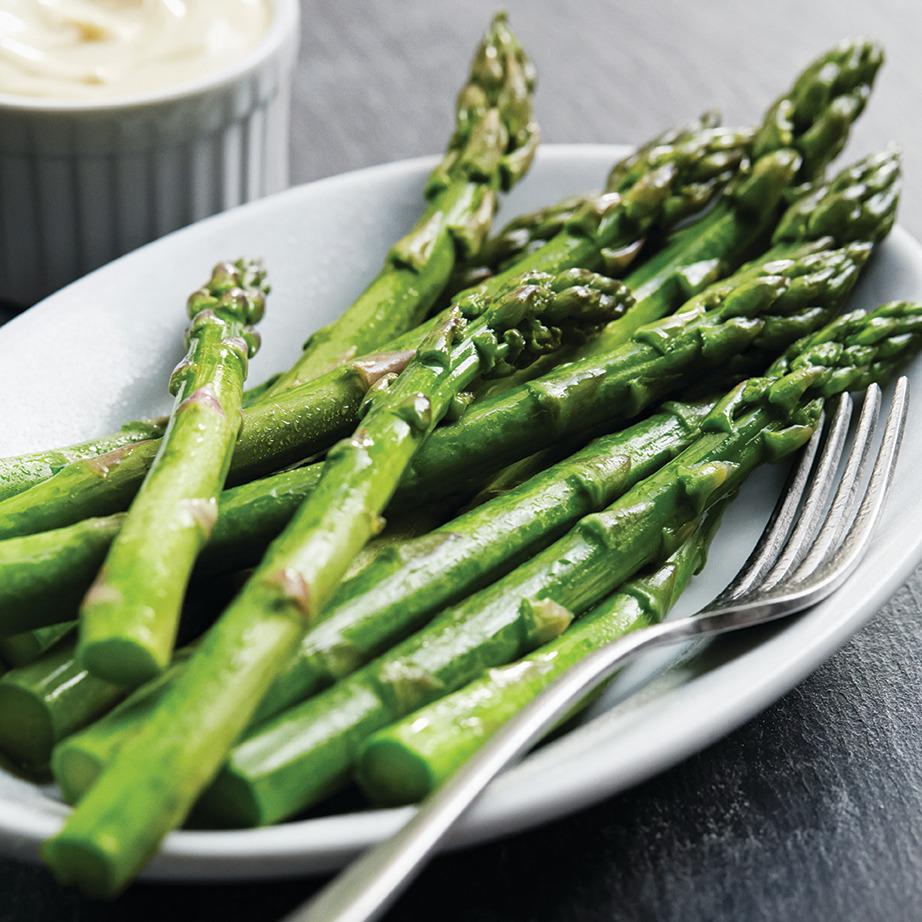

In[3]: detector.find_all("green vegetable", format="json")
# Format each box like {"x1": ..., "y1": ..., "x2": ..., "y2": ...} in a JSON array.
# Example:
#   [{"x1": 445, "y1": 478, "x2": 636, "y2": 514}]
[
  {"x1": 0, "y1": 239, "x2": 876, "y2": 637},
  {"x1": 467, "y1": 145, "x2": 900, "y2": 492},
  {"x1": 462, "y1": 118, "x2": 753, "y2": 301},
  {"x1": 0, "y1": 104, "x2": 853, "y2": 538},
  {"x1": 0, "y1": 42, "x2": 882, "y2": 524},
  {"x1": 0, "y1": 361, "x2": 272, "y2": 510},
  {"x1": 78, "y1": 261, "x2": 267, "y2": 687},
  {"x1": 0, "y1": 624, "x2": 73, "y2": 667},
  {"x1": 448, "y1": 112, "x2": 732, "y2": 290},
  {"x1": 43, "y1": 255, "x2": 880, "y2": 892},
  {"x1": 263, "y1": 13, "x2": 539, "y2": 397},
  {"x1": 51, "y1": 396, "x2": 717, "y2": 800},
  {"x1": 0, "y1": 235, "x2": 872, "y2": 643},
  {"x1": 399, "y1": 242, "x2": 868, "y2": 503},
  {"x1": 485, "y1": 39, "x2": 886, "y2": 418},
  {"x1": 0, "y1": 347, "x2": 419, "y2": 539},
  {"x1": 0, "y1": 420, "x2": 167, "y2": 505},
  {"x1": 40, "y1": 268, "x2": 628, "y2": 897},
  {"x1": 357, "y1": 503, "x2": 725, "y2": 804},
  {"x1": 0, "y1": 118, "x2": 751, "y2": 515},
  {"x1": 52, "y1": 654, "x2": 192, "y2": 805},
  {"x1": 0, "y1": 636, "x2": 122, "y2": 774},
  {"x1": 190, "y1": 296, "x2": 922, "y2": 829}
]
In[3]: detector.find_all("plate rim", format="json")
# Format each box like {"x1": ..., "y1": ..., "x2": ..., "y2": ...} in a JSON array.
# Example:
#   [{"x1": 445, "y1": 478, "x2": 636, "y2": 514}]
[{"x1": 0, "y1": 143, "x2": 919, "y2": 880}]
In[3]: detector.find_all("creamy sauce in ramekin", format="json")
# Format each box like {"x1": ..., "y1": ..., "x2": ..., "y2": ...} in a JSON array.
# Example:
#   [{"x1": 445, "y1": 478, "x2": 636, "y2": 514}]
[{"x1": 0, "y1": 0, "x2": 272, "y2": 100}]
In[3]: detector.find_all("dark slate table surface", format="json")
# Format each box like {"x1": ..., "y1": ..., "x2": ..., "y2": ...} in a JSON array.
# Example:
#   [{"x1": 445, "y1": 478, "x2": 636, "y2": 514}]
[{"x1": 3, "y1": 2, "x2": 922, "y2": 919}]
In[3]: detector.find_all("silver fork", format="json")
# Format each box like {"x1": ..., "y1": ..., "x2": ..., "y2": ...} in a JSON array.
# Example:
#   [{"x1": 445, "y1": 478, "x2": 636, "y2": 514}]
[{"x1": 285, "y1": 378, "x2": 909, "y2": 922}]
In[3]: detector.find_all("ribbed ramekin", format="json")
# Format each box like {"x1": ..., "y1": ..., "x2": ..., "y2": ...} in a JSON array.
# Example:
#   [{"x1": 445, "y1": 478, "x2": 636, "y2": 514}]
[{"x1": 0, "y1": 0, "x2": 300, "y2": 306}]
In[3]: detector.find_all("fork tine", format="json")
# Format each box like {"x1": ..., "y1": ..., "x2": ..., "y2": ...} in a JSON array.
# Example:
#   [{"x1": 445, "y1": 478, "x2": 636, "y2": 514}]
[
  {"x1": 711, "y1": 413, "x2": 826, "y2": 605},
  {"x1": 790, "y1": 385, "x2": 882, "y2": 583},
  {"x1": 758, "y1": 393, "x2": 854, "y2": 592},
  {"x1": 795, "y1": 377, "x2": 909, "y2": 599}
]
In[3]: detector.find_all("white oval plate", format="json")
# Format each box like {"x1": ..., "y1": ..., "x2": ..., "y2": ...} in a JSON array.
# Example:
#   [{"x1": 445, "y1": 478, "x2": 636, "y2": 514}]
[{"x1": 0, "y1": 146, "x2": 920, "y2": 880}]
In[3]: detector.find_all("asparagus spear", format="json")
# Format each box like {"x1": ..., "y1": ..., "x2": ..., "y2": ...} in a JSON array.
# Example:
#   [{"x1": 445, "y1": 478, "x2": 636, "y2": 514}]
[
  {"x1": 186, "y1": 297, "x2": 922, "y2": 830},
  {"x1": 50, "y1": 396, "x2": 717, "y2": 799},
  {"x1": 75, "y1": 261, "x2": 267, "y2": 686},
  {"x1": 0, "y1": 624, "x2": 73, "y2": 667},
  {"x1": 0, "y1": 636, "x2": 122, "y2": 773},
  {"x1": 41, "y1": 260, "x2": 868, "y2": 887},
  {"x1": 262, "y1": 13, "x2": 538, "y2": 398},
  {"x1": 357, "y1": 504, "x2": 725, "y2": 804},
  {"x1": 10, "y1": 232, "x2": 866, "y2": 546},
  {"x1": 462, "y1": 118, "x2": 752, "y2": 298},
  {"x1": 0, "y1": 117, "x2": 751, "y2": 513},
  {"x1": 0, "y1": 10, "x2": 539, "y2": 505},
  {"x1": 165, "y1": 273, "x2": 627, "y2": 688},
  {"x1": 0, "y1": 366, "x2": 279, "y2": 510},
  {"x1": 0, "y1": 345, "x2": 420, "y2": 538},
  {"x1": 0, "y1": 105, "x2": 787, "y2": 540},
  {"x1": 0, "y1": 420, "x2": 167, "y2": 505},
  {"x1": 39, "y1": 269, "x2": 626, "y2": 894},
  {"x1": 0, "y1": 42, "x2": 880, "y2": 512},
  {"x1": 477, "y1": 40, "x2": 883, "y2": 379},
  {"x1": 50, "y1": 290, "x2": 922, "y2": 868},
  {"x1": 400, "y1": 241, "x2": 868, "y2": 502},
  {"x1": 0, "y1": 237, "x2": 880, "y2": 641},
  {"x1": 0, "y1": 238, "x2": 870, "y2": 641},
  {"x1": 448, "y1": 112, "x2": 729, "y2": 290}
]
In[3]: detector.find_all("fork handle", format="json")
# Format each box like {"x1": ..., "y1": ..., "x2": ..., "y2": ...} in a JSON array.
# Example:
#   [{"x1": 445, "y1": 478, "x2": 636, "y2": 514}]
[
  {"x1": 283, "y1": 616, "x2": 709, "y2": 922},
  {"x1": 285, "y1": 583, "x2": 842, "y2": 922}
]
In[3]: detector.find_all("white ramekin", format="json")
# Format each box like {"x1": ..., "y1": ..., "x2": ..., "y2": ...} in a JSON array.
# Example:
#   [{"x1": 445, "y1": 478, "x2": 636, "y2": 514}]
[{"x1": 0, "y1": 0, "x2": 300, "y2": 306}]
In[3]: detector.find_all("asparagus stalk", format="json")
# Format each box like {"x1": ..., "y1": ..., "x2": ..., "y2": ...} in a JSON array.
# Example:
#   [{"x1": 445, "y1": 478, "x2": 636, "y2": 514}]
[
  {"x1": 0, "y1": 42, "x2": 880, "y2": 513},
  {"x1": 357, "y1": 504, "x2": 725, "y2": 804},
  {"x1": 262, "y1": 13, "x2": 539, "y2": 397},
  {"x1": 448, "y1": 112, "x2": 729, "y2": 290},
  {"x1": 41, "y1": 265, "x2": 883, "y2": 899},
  {"x1": 0, "y1": 420, "x2": 167, "y2": 505},
  {"x1": 464, "y1": 119, "x2": 753, "y2": 299},
  {"x1": 0, "y1": 374, "x2": 278, "y2": 506},
  {"x1": 474, "y1": 38, "x2": 884, "y2": 408},
  {"x1": 42, "y1": 273, "x2": 627, "y2": 894},
  {"x1": 187, "y1": 297, "x2": 922, "y2": 830},
  {"x1": 45, "y1": 294, "x2": 922, "y2": 893},
  {"x1": 0, "y1": 117, "x2": 751, "y2": 512},
  {"x1": 0, "y1": 240, "x2": 877, "y2": 637},
  {"x1": 75, "y1": 261, "x2": 267, "y2": 686},
  {"x1": 400, "y1": 241, "x2": 868, "y2": 503},
  {"x1": 0, "y1": 636, "x2": 123, "y2": 773},
  {"x1": 50, "y1": 396, "x2": 717, "y2": 799},
  {"x1": 468, "y1": 40, "x2": 881, "y2": 331},
  {"x1": 0, "y1": 346, "x2": 420, "y2": 539},
  {"x1": 0, "y1": 624, "x2": 73, "y2": 667},
  {"x1": 467, "y1": 146, "x2": 900, "y2": 492},
  {"x1": 133, "y1": 268, "x2": 625, "y2": 668},
  {"x1": 0, "y1": 8, "x2": 540, "y2": 506},
  {"x1": 569, "y1": 40, "x2": 883, "y2": 356}
]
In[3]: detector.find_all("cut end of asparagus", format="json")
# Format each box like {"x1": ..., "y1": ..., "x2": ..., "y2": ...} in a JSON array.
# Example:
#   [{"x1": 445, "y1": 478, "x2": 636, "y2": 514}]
[
  {"x1": 51, "y1": 743, "x2": 103, "y2": 806},
  {"x1": 194, "y1": 766, "x2": 265, "y2": 829},
  {"x1": 356, "y1": 736, "x2": 434, "y2": 806},
  {"x1": 42, "y1": 835, "x2": 124, "y2": 899},
  {"x1": 0, "y1": 682, "x2": 54, "y2": 774},
  {"x1": 78, "y1": 637, "x2": 164, "y2": 690}
]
